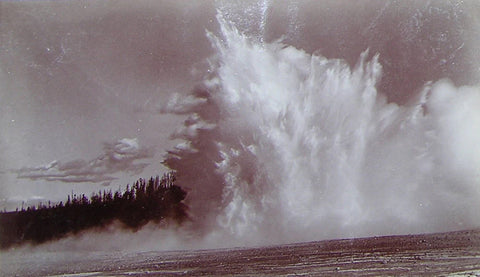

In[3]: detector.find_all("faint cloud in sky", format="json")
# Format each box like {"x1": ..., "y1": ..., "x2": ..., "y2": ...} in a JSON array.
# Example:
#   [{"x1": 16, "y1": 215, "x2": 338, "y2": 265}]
[
  {"x1": 13, "y1": 138, "x2": 153, "y2": 186},
  {"x1": 158, "y1": 93, "x2": 208, "y2": 115}
]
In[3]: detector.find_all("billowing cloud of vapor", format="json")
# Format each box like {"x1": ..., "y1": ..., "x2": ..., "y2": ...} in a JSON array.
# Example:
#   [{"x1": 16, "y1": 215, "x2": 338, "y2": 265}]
[
  {"x1": 162, "y1": 11, "x2": 480, "y2": 246},
  {"x1": 14, "y1": 138, "x2": 153, "y2": 186},
  {"x1": 3, "y1": 1, "x2": 479, "y2": 254}
]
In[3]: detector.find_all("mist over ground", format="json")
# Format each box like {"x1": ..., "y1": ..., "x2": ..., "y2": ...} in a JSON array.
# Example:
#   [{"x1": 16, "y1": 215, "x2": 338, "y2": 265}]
[{"x1": 1, "y1": 0, "x2": 479, "y2": 251}]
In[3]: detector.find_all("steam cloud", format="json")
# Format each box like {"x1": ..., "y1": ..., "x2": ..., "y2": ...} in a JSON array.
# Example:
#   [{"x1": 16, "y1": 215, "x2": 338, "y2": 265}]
[
  {"x1": 6, "y1": 2, "x2": 479, "y2": 253},
  {"x1": 162, "y1": 12, "x2": 480, "y2": 246},
  {"x1": 14, "y1": 138, "x2": 153, "y2": 186}
]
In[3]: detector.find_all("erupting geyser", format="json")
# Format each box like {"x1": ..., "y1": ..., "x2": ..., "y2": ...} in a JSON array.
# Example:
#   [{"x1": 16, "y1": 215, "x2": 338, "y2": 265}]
[{"x1": 162, "y1": 9, "x2": 480, "y2": 246}]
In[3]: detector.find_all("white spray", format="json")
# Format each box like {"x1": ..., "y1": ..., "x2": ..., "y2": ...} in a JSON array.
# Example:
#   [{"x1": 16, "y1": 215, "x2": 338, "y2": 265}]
[{"x1": 163, "y1": 9, "x2": 480, "y2": 246}]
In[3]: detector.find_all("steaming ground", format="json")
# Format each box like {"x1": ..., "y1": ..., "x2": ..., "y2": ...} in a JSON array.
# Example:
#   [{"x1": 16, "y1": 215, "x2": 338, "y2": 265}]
[{"x1": 2, "y1": 229, "x2": 480, "y2": 276}]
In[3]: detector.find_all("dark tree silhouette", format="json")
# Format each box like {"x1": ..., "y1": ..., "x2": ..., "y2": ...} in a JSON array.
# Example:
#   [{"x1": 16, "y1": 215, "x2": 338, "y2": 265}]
[{"x1": 0, "y1": 172, "x2": 188, "y2": 249}]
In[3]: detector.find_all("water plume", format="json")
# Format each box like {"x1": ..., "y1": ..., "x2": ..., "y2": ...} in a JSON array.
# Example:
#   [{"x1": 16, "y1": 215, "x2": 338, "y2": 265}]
[{"x1": 163, "y1": 11, "x2": 480, "y2": 246}]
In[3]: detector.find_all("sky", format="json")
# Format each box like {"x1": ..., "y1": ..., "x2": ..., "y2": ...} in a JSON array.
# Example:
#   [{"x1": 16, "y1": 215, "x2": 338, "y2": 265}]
[
  {"x1": 1, "y1": 0, "x2": 479, "y2": 211},
  {"x1": 0, "y1": 1, "x2": 219, "y2": 209}
]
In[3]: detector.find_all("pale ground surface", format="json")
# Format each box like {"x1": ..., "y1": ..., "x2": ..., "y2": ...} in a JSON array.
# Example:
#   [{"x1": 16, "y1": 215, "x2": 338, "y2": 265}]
[{"x1": 1, "y1": 229, "x2": 480, "y2": 276}]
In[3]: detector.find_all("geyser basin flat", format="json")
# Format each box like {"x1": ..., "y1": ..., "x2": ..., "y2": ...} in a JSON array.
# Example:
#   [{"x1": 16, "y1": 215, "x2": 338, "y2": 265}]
[{"x1": 1, "y1": 229, "x2": 480, "y2": 276}]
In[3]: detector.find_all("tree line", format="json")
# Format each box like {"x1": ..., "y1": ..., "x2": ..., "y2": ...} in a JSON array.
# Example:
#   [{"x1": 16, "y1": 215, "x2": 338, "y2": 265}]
[{"x1": 0, "y1": 172, "x2": 188, "y2": 249}]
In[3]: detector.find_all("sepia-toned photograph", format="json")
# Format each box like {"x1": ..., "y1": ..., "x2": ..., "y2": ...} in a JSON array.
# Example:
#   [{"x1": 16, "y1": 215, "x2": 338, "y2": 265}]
[{"x1": 1, "y1": 0, "x2": 479, "y2": 275}]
